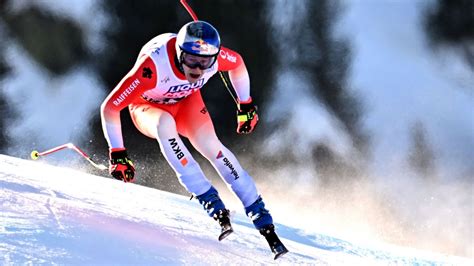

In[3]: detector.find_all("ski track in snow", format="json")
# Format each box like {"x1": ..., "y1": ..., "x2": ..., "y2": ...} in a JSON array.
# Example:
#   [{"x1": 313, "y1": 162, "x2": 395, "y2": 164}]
[{"x1": 0, "y1": 155, "x2": 472, "y2": 265}]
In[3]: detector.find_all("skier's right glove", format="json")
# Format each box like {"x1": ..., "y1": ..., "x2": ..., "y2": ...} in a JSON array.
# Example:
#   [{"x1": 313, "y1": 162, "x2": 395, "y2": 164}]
[
  {"x1": 236, "y1": 98, "x2": 259, "y2": 134},
  {"x1": 109, "y1": 148, "x2": 135, "y2": 183}
]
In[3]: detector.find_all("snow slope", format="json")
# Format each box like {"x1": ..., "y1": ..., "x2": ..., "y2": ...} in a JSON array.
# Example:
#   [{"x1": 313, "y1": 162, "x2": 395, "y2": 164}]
[{"x1": 0, "y1": 155, "x2": 471, "y2": 265}]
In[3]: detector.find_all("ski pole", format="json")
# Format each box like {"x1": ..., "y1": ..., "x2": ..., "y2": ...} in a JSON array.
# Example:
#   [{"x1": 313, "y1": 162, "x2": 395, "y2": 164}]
[
  {"x1": 218, "y1": 71, "x2": 239, "y2": 105},
  {"x1": 180, "y1": 0, "x2": 198, "y2": 21},
  {"x1": 179, "y1": 0, "x2": 239, "y2": 106},
  {"x1": 30, "y1": 143, "x2": 108, "y2": 171}
]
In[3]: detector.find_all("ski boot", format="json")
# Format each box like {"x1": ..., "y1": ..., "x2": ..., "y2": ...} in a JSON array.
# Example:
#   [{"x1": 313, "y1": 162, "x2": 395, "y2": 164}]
[
  {"x1": 259, "y1": 224, "x2": 288, "y2": 260},
  {"x1": 213, "y1": 209, "x2": 233, "y2": 241},
  {"x1": 196, "y1": 187, "x2": 233, "y2": 241}
]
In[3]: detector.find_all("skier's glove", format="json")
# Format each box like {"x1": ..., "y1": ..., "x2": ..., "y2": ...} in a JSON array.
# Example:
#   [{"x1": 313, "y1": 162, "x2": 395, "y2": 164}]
[
  {"x1": 237, "y1": 98, "x2": 259, "y2": 134},
  {"x1": 109, "y1": 148, "x2": 135, "y2": 183}
]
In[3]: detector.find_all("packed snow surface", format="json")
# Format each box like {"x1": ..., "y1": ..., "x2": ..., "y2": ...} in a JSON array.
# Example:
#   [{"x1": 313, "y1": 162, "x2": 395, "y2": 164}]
[{"x1": 0, "y1": 155, "x2": 471, "y2": 265}]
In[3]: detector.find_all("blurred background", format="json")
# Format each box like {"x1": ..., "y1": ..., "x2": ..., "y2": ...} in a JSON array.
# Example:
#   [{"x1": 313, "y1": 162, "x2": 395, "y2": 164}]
[{"x1": 0, "y1": 0, "x2": 472, "y2": 258}]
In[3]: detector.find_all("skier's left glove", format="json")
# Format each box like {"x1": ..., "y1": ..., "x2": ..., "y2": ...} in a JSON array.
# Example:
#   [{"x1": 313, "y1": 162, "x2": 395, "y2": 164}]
[
  {"x1": 237, "y1": 98, "x2": 259, "y2": 134},
  {"x1": 109, "y1": 148, "x2": 135, "y2": 183}
]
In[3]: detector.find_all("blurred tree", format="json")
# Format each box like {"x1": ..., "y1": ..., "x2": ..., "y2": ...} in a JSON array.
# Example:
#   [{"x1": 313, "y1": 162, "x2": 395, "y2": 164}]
[
  {"x1": 0, "y1": 57, "x2": 6, "y2": 77},
  {"x1": 408, "y1": 121, "x2": 436, "y2": 179},
  {"x1": 0, "y1": 10, "x2": 11, "y2": 153},
  {"x1": 424, "y1": 0, "x2": 474, "y2": 68},
  {"x1": 259, "y1": 0, "x2": 365, "y2": 182},
  {"x1": 0, "y1": 57, "x2": 10, "y2": 153},
  {"x1": 307, "y1": 0, "x2": 365, "y2": 149},
  {"x1": 1, "y1": 3, "x2": 87, "y2": 75},
  {"x1": 302, "y1": 0, "x2": 366, "y2": 182}
]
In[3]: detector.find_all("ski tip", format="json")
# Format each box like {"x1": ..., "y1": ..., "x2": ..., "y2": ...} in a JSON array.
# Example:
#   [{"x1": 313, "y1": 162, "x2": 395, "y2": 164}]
[
  {"x1": 218, "y1": 228, "x2": 234, "y2": 241},
  {"x1": 30, "y1": 150, "x2": 39, "y2": 160},
  {"x1": 274, "y1": 247, "x2": 289, "y2": 260},
  {"x1": 273, "y1": 249, "x2": 288, "y2": 260}
]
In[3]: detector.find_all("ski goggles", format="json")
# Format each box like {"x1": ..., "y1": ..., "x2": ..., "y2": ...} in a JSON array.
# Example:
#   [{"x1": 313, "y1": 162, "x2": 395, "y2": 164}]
[{"x1": 181, "y1": 52, "x2": 217, "y2": 70}]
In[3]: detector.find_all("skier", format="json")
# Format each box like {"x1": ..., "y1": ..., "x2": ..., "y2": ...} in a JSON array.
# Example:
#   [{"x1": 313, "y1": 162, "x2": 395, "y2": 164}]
[{"x1": 100, "y1": 20, "x2": 288, "y2": 259}]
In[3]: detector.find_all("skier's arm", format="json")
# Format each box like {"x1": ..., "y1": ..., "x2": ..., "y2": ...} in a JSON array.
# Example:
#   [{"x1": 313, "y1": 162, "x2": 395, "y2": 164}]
[
  {"x1": 217, "y1": 47, "x2": 258, "y2": 134},
  {"x1": 100, "y1": 56, "x2": 157, "y2": 149},
  {"x1": 217, "y1": 47, "x2": 251, "y2": 103}
]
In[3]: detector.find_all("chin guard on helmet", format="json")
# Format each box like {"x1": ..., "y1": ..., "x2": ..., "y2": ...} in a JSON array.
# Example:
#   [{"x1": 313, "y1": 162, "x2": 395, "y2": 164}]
[{"x1": 176, "y1": 20, "x2": 221, "y2": 70}]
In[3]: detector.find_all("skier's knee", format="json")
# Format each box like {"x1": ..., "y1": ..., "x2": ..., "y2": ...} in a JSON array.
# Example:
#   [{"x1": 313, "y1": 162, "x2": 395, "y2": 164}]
[
  {"x1": 177, "y1": 161, "x2": 211, "y2": 196},
  {"x1": 156, "y1": 114, "x2": 177, "y2": 138}
]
